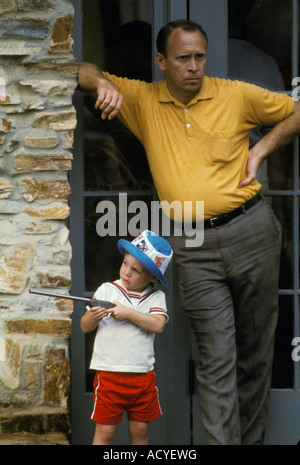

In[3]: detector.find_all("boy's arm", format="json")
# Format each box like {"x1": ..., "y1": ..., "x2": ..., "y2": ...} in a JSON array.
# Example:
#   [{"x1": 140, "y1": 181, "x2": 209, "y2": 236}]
[
  {"x1": 80, "y1": 305, "x2": 109, "y2": 333},
  {"x1": 111, "y1": 302, "x2": 167, "y2": 334},
  {"x1": 77, "y1": 62, "x2": 123, "y2": 120}
]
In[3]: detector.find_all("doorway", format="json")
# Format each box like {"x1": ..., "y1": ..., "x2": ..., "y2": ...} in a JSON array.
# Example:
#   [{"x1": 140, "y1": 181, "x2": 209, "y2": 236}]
[{"x1": 70, "y1": 0, "x2": 300, "y2": 445}]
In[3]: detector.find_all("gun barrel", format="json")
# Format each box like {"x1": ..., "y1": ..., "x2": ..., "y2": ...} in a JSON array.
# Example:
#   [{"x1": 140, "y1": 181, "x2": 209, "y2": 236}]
[{"x1": 29, "y1": 289, "x2": 89, "y2": 303}]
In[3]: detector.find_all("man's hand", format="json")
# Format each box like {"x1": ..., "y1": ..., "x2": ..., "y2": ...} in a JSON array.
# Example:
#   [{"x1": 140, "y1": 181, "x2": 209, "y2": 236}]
[
  {"x1": 78, "y1": 62, "x2": 123, "y2": 120},
  {"x1": 95, "y1": 82, "x2": 123, "y2": 120},
  {"x1": 238, "y1": 148, "x2": 263, "y2": 188}
]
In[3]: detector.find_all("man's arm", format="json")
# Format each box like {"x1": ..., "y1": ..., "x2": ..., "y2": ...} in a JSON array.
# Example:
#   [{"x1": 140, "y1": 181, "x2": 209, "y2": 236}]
[
  {"x1": 239, "y1": 101, "x2": 300, "y2": 187},
  {"x1": 77, "y1": 62, "x2": 123, "y2": 120}
]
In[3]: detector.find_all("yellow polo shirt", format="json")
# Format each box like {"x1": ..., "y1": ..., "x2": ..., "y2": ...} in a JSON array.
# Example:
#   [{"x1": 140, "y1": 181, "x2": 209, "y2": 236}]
[{"x1": 103, "y1": 72, "x2": 294, "y2": 220}]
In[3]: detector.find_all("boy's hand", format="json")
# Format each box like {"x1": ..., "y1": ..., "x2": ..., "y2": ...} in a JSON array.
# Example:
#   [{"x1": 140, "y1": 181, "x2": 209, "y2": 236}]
[
  {"x1": 89, "y1": 306, "x2": 109, "y2": 321},
  {"x1": 110, "y1": 302, "x2": 130, "y2": 322},
  {"x1": 109, "y1": 302, "x2": 166, "y2": 334}
]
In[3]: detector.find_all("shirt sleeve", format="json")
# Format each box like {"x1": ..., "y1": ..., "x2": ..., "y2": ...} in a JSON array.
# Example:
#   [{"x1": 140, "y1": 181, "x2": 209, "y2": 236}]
[
  {"x1": 93, "y1": 282, "x2": 113, "y2": 301},
  {"x1": 102, "y1": 71, "x2": 150, "y2": 142},
  {"x1": 149, "y1": 290, "x2": 169, "y2": 323},
  {"x1": 241, "y1": 82, "x2": 295, "y2": 127}
]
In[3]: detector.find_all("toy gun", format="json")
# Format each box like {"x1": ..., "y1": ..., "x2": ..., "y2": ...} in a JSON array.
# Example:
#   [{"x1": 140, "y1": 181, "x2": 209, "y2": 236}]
[{"x1": 29, "y1": 289, "x2": 116, "y2": 311}]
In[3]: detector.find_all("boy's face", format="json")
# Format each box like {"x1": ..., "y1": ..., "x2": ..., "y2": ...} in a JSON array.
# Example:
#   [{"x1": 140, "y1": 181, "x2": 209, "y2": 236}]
[{"x1": 120, "y1": 253, "x2": 157, "y2": 292}]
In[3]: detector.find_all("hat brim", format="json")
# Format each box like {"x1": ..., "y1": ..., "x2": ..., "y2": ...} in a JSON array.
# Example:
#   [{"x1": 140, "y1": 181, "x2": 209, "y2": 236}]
[{"x1": 118, "y1": 239, "x2": 168, "y2": 287}]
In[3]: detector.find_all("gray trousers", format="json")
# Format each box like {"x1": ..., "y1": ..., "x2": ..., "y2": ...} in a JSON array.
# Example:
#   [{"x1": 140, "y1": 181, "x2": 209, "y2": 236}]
[{"x1": 170, "y1": 198, "x2": 281, "y2": 445}]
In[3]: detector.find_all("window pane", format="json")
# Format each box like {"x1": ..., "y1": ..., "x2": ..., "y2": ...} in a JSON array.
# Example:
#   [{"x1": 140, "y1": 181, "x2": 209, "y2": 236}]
[
  {"x1": 262, "y1": 195, "x2": 293, "y2": 290},
  {"x1": 85, "y1": 330, "x2": 97, "y2": 392},
  {"x1": 272, "y1": 296, "x2": 294, "y2": 388},
  {"x1": 84, "y1": 194, "x2": 153, "y2": 291},
  {"x1": 82, "y1": 0, "x2": 155, "y2": 394},
  {"x1": 82, "y1": 0, "x2": 153, "y2": 191}
]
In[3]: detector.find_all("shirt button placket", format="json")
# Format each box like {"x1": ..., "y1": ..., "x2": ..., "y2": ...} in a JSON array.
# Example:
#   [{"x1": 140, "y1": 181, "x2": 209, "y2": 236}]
[{"x1": 185, "y1": 108, "x2": 191, "y2": 135}]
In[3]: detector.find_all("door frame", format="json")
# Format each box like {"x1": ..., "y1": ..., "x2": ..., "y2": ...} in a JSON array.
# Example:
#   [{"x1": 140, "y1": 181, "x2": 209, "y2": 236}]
[{"x1": 69, "y1": 0, "x2": 300, "y2": 445}]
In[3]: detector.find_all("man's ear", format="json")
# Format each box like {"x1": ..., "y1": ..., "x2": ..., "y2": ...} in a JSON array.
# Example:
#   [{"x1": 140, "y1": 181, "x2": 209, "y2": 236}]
[{"x1": 155, "y1": 52, "x2": 166, "y2": 71}]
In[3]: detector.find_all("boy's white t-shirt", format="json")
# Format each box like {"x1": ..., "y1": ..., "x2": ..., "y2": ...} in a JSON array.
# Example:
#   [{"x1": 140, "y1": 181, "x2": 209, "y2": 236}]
[{"x1": 89, "y1": 279, "x2": 168, "y2": 373}]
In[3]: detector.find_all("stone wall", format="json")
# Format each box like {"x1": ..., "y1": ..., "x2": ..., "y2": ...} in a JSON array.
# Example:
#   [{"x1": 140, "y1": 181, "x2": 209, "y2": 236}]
[{"x1": 0, "y1": 0, "x2": 77, "y2": 445}]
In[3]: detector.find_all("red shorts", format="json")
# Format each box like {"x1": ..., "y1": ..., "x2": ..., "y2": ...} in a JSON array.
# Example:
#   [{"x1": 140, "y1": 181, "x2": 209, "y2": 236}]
[{"x1": 91, "y1": 370, "x2": 162, "y2": 425}]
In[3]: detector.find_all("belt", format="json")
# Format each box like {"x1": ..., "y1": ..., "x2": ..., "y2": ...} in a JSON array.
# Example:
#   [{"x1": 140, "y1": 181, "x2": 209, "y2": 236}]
[
  {"x1": 203, "y1": 193, "x2": 262, "y2": 228},
  {"x1": 172, "y1": 193, "x2": 262, "y2": 230}
]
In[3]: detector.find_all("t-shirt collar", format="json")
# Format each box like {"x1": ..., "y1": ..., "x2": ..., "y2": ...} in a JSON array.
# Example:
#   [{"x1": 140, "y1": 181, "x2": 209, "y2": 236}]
[
  {"x1": 158, "y1": 76, "x2": 214, "y2": 106},
  {"x1": 115, "y1": 278, "x2": 153, "y2": 296}
]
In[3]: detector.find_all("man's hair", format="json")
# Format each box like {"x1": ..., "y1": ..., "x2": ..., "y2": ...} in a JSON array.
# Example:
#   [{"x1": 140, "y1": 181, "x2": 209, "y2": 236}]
[{"x1": 156, "y1": 19, "x2": 208, "y2": 57}]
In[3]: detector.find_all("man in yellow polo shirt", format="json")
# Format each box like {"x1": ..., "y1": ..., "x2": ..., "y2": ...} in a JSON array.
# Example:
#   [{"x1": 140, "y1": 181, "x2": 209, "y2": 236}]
[{"x1": 78, "y1": 19, "x2": 300, "y2": 445}]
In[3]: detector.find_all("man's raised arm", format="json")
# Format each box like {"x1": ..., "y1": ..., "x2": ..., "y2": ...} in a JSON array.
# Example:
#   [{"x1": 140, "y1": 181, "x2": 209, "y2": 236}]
[{"x1": 77, "y1": 62, "x2": 123, "y2": 120}]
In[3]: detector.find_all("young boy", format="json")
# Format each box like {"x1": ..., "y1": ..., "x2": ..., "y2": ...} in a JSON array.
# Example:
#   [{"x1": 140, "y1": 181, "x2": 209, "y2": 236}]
[{"x1": 81, "y1": 230, "x2": 173, "y2": 445}]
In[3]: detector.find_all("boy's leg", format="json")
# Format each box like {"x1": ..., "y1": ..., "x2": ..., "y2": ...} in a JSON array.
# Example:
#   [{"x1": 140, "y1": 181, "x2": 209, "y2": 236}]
[
  {"x1": 92, "y1": 422, "x2": 117, "y2": 445},
  {"x1": 128, "y1": 420, "x2": 148, "y2": 445}
]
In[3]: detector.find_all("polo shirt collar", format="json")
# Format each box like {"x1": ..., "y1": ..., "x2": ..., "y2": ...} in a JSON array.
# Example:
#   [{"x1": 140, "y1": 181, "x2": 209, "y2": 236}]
[{"x1": 158, "y1": 76, "x2": 214, "y2": 106}]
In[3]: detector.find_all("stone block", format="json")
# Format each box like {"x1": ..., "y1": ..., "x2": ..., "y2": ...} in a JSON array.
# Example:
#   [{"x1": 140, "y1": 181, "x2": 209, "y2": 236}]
[
  {"x1": 23, "y1": 204, "x2": 70, "y2": 220},
  {"x1": 50, "y1": 14, "x2": 74, "y2": 53},
  {"x1": 44, "y1": 348, "x2": 70, "y2": 408},
  {"x1": 0, "y1": 410, "x2": 70, "y2": 435},
  {"x1": 24, "y1": 361, "x2": 41, "y2": 390},
  {"x1": 16, "y1": 0, "x2": 55, "y2": 11},
  {"x1": 32, "y1": 109, "x2": 77, "y2": 130},
  {"x1": 0, "y1": 178, "x2": 13, "y2": 198},
  {"x1": 0, "y1": 116, "x2": 13, "y2": 133},
  {"x1": 20, "y1": 78, "x2": 77, "y2": 96},
  {"x1": 5, "y1": 138, "x2": 19, "y2": 153},
  {"x1": 5, "y1": 318, "x2": 72, "y2": 337},
  {"x1": 0, "y1": 18, "x2": 49, "y2": 40},
  {"x1": 0, "y1": 432, "x2": 70, "y2": 445},
  {"x1": 24, "y1": 135, "x2": 59, "y2": 148},
  {"x1": 0, "y1": 337, "x2": 21, "y2": 389},
  {"x1": 0, "y1": 41, "x2": 42, "y2": 56},
  {"x1": 14, "y1": 152, "x2": 73, "y2": 172},
  {"x1": 20, "y1": 178, "x2": 71, "y2": 202},
  {"x1": 62, "y1": 130, "x2": 73, "y2": 149},
  {"x1": 36, "y1": 269, "x2": 71, "y2": 288},
  {"x1": 0, "y1": 244, "x2": 34, "y2": 294}
]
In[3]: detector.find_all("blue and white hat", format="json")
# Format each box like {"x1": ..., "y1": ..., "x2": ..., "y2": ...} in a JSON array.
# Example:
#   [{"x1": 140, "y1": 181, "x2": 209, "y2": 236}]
[{"x1": 117, "y1": 230, "x2": 173, "y2": 287}]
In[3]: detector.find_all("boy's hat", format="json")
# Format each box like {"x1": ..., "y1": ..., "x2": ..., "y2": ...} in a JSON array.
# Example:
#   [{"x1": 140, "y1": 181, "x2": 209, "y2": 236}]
[{"x1": 117, "y1": 230, "x2": 173, "y2": 287}]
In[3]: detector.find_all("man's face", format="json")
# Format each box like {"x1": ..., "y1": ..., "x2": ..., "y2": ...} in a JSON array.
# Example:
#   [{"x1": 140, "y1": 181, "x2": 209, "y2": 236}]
[{"x1": 156, "y1": 28, "x2": 207, "y2": 105}]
